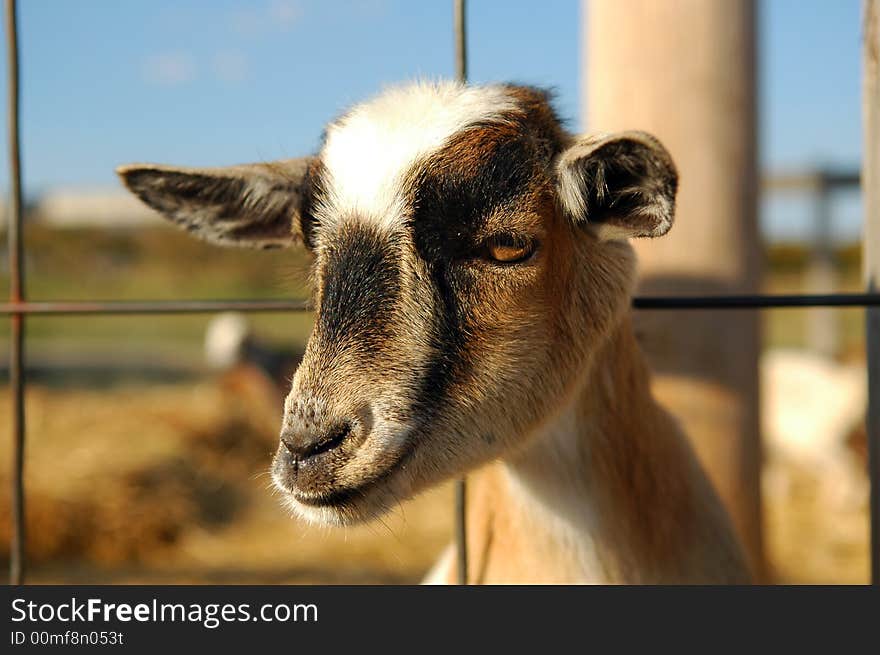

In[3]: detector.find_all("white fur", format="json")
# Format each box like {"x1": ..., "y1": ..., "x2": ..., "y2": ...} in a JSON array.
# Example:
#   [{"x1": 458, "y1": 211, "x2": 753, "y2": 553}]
[
  {"x1": 502, "y1": 405, "x2": 605, "y2": 583},
  {"x1": 555, "y1": 155, "x2": 590, "y2": 223},
  {"x1": 593, "y1": 223, "x2": 636, "y2": 242},
  {"x1": 554, "y1": 132, "x2": 610, "y2": 224},
  {"x1": 317, "y1": 81, "x2": 518, "y2": 232},
  {"x1": 421, "y1": 544, "x2": 455, "y2": 584}
]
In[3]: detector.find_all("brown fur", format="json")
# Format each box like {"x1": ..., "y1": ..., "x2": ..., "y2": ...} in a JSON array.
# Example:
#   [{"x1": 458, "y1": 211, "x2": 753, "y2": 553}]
[{"x1": 437, "y1": 235, "x2": 748, "y2": 583}]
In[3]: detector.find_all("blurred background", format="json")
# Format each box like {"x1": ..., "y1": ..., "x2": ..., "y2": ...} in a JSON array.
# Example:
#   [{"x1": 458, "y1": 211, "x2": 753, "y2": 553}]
[{"x1": 0, "y1": 0, "x2": 873, "y2": 583}]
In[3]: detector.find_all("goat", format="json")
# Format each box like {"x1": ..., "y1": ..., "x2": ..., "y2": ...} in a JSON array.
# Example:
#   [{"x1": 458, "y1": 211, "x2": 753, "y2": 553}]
[{"x1": 118, "y1": 80, "x2": 750, "y2": 583}]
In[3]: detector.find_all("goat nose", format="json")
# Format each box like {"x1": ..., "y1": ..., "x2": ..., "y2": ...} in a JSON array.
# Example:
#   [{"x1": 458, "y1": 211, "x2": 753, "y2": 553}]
[{"x1": 280, "y1": 421, "x2": 353, "y2": 463}]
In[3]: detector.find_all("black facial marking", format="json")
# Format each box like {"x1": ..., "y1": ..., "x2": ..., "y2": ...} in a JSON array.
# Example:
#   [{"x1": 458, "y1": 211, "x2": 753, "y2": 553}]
[
  {"x1": 410, "y1": 131, "x2": 537, "y2": 264},
  {"x1": 316, "y1": 224, "x2": 401, "y2": 355},
  {"x1": 405, "y1": 127, "x2": 542, "y2": 417},
  {"x1": 410, "y1": 261, "x2": 470, "y2": 422}
]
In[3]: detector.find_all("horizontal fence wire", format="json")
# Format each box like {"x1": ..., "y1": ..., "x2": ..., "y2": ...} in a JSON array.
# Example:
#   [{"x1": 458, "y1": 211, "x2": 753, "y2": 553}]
[
  {"x1": 0, "y1": 300, "x2": 310, "y2": 315},
  {"x1": 633, "y1": 293, "x2": 880, "y2": 309},
  {"x1": 1, "y1": 293, "x2": 880, "y2": 316}
]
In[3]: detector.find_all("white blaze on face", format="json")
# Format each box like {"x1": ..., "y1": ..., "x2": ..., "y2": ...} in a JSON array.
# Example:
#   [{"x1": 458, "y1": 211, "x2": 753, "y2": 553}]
[{"x1": 317, "y1": 81, "x2": 519, "y2": 232}]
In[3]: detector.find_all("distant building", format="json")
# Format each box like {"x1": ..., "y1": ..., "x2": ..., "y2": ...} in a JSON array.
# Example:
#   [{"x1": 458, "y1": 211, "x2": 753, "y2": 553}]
[{"x1": 30, "y1": 189, "x2": 162, "y2": 229}]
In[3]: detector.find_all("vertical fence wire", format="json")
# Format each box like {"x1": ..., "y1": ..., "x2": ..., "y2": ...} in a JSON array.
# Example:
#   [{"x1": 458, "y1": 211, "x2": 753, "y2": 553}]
[
  {"x1": 5, "y1": 0, "x2": 26, "y2": 586},
  {"x1": 863, "y1": 0, "x2": 880, "y2": 586},
  {"x1": 453, "y1": 0, "x2": 468, "y2": 586}
]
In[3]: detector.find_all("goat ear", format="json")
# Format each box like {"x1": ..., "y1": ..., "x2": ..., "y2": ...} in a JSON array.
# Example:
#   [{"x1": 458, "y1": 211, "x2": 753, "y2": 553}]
[
  {"x1": 555, "y1": 131, "x2": 678, "y2": 240},
  {"x1": 116, "y1": 157, "x2": 315, "y2": 249}
]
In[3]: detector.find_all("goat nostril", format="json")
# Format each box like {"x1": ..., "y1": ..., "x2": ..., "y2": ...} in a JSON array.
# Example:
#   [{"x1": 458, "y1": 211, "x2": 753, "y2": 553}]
[
  {"x1": 281, "y1": 422, "x2": 352, "y2": 462},
  {"x1": 303, "y1": 423, "x2": 352, "y2": 459}
]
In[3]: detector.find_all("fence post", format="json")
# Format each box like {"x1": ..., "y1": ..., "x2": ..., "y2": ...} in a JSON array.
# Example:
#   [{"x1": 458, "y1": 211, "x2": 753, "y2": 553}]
[
  {"x1": 584, "y1": 0, "x2": 765, "y2": 578},
  {"x1": 863, "y1": 0, "x2": 880, "y2": 586}
]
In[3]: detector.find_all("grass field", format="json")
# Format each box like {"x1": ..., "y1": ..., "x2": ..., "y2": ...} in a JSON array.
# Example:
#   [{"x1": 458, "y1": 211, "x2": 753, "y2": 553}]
[{"x1": 0, "y1": 225, "x2": 871, "y2": 583}]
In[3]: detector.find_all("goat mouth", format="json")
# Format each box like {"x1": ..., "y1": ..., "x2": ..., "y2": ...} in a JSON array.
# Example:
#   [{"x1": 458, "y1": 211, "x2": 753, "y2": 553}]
[{"x1": 288, "y1": 440, "x2": 417, "y2": 515}]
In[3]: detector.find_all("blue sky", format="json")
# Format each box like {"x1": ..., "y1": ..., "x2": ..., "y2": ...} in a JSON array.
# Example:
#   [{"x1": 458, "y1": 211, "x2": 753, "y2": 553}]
[{"x1": 0, "y1": 0, "x2": 867, "y2": 239}]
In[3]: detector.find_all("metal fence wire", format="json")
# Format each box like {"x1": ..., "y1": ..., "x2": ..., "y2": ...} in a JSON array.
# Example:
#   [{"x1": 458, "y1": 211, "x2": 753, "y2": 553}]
[{"x1": 4, "y1": 0, "x2": 880, "y2": 586}]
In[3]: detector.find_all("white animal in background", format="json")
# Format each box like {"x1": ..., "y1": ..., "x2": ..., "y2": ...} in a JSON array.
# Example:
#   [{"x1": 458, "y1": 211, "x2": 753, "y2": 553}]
[
  {"x1": 761, "y1": 348, "x2": 868, "y2": 509},
  {"x1": 203, "y1": 312, "x2": 302, "y2": 393},
  {"x1": 204, "y1": 312, "x2": 253, "y2": 371}
]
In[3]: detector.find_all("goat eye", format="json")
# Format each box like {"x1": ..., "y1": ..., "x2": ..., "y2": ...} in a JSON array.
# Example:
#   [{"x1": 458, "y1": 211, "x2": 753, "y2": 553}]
[{"x1": 486, "y1": 236, "x2": 535, "y2": 264}]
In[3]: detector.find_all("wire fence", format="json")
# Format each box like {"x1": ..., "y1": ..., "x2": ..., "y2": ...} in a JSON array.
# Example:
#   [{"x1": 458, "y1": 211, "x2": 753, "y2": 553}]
[{"x1": 4, "y1": 0, "x2": 880, "y2": 585}]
